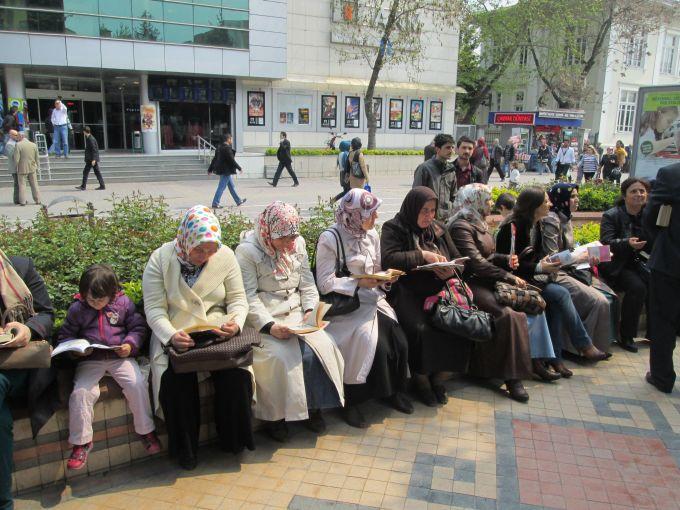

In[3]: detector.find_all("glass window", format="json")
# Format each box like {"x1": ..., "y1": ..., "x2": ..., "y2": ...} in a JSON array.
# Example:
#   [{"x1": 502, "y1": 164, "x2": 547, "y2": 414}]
[
  {"x1": 132, "y1": 0, "x2": 163, "y2": 20},
  {"x1": 193, "y1": 5, "x2": 220, "y2": 26},
  {"x1": 616, "y1": 89, "x2": 637, "y2": 132},
  {"x1": 99, "y1": 16, "x2": 133, "y2": 39},
  {"x1": 218, "y1": 8, "x2": 247, "y2": 28},
  {"x1": 164, "y1": 22, "x2": 193, "y2": 44},
  {"x1": 661, "y1": 34, "x2": 678, "y2": 75},
  {"x1": 83, "y1": 100, "x2": 103, "y2": 124},
  {"x1": 98, "y1": 0, "x2": 131, "y2": 18},
  {"x1": 197, "y1": 0, "x2": 222, "y2": 6},
  {"x1": 25, "y1": 75, "x2": 59, "y2": 90},
  {"x1": 27, "y1": 10, "x2": 64, "y2": 33},
  {"x1": 222, "y1": 0, "x2": 248, "y2": 10},
  {"x1": 0, "y1": 8, "x2": 29, "y2": 30},
  {"x1": 63, "y1": 0, "x2": 98, "y2": 14},
  {"x1": 163, "y1": 2, "x2": 192, "y2": 23},
  {"x1": 133, "y1": 19, "x2": 162, "y2": 41},
  {"x1": 25, "y1": 0, "x2": 62, "y2": 7},
  {"x1": 64, "y1": 13, "x2": 99, "y2": 36},
  {"x1": 624, "y1": 36, "x2": 645, "y2": 68},
  {"x1": 193, "y1": 25, "x2": 246, "y2": 47}
]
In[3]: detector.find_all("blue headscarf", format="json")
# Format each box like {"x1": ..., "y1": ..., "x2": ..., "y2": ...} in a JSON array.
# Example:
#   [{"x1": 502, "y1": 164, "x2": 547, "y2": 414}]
[{"x1": 338, "y1": 140, "x2": 351, "y2": 152}]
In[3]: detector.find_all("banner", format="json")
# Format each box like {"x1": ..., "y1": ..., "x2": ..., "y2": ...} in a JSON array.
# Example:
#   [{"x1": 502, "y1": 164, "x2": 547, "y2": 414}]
[
  {"x1": 247, "y1": 91, "x2": 265, "y2": 126},
  {"x1": 141, "y1": 105, "x2": 157, "y2": 132}
]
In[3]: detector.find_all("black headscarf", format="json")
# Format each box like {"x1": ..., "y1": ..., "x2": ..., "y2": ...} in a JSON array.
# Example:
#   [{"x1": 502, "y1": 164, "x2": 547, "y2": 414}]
[
  {"x1": 396, "y1": 186, "x2": 439, "y2": 251},
  {"x1": 548, "y1": 183, "x2": 578, "y2": 220}
]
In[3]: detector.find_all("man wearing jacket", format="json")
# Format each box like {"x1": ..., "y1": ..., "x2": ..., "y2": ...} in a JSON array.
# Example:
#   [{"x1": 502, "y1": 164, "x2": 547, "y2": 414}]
[
  {"x1": 643, "y1": 163, "x2": 680, "y2": 393},
  {"x1": 210, "y1": 133, "x2": 246, "y2": 208},
  {"x1": 12, "y1": 133, "x2": 41, "y2": 206},
  {"x1": 269, "y1": 131, "x2": 299, "y2": 187},
  {"x1": 76, "y1": 126, "x2": 105, "y2": 191},
  {"x1": 502, "y1": 139, "x2": 515, "y2": 178},
  {"x1": 488, "y1": 138, "x2": 505, "y2": 182},
  {"x1": 3, "y1": 131, "x2": 20, "y2": 204}
]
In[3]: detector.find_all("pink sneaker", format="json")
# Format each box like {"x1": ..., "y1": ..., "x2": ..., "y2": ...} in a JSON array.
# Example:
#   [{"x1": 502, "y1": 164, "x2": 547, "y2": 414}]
[
  {"x1": 67, "y1": 442, "x2": 92, "y2": 470},
  {"x1": 140, "y1": 431, "x2": 162, "y2": 454}
]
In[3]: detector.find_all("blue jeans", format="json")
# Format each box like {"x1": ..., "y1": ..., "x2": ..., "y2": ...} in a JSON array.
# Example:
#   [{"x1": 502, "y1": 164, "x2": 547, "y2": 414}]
[
  {"x1": 212, "y1": 174, "x2": 242, "y2": 206},
  {"x1": 526, "y1": 313, "x2": 555, "y2": 359},
  {"x1": 52, "y1": 124, "x2": 68, "y2": 157},
  {"x1": 542, "y1": 282, "x2": 592, "y2": 359},
  {"x1": 502, "y1": 161, "x2": 511, "y2": 177}
]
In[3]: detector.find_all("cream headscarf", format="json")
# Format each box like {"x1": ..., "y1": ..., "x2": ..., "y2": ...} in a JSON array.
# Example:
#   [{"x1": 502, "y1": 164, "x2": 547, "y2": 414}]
[{"x1": 0, "y1": 249, "x2": 35, "y2": 327}]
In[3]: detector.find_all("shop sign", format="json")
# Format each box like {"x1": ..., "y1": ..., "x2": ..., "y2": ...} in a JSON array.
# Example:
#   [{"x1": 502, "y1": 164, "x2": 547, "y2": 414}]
[
  {"x1": 321, "y1": 95, "x2": 337, "y2": 128},
  {"x1": 247, "y1": 91, "x2": 265, "y2": 126},
  {"x1": 409, "y1": 99, "x2": 424, "y2": 130},
  {"x1": 389, "y1": 98, "x2": 403, "y2": 129},
  {"x1": 538, "y1": 109, "x2": 584, "y2": 120},
  {"x1": 429, "y1": 101, "x2": 443, "y2": 130},
  {"x1": 493, "y1": 112, "x2": 535, "y2": 125}
]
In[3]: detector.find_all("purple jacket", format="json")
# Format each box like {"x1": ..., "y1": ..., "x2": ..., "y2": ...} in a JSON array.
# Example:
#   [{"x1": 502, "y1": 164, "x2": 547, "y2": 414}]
[{"x1": 57, "y1": 292, "x2": 148, "y2": 358}]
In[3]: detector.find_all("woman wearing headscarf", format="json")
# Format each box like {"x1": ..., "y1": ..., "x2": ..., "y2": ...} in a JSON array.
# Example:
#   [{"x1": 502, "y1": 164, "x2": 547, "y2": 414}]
[
  {"x1": 540, "y1": 183, "x2": 612, "y2": 359},
  {"x1": 380, "y1": 187, "x2": 472, "y2": 407},
  {"x1": 448, "y1": 184, "x2": 554, "y2": 402},
  {"x1": 235, "y1": 202, "x2": 344, "y2": 441},
  {"x1": 471, "y1": 137, "x2": 490, "y2": 182},
  {"x1": 143, "y1": 205, "x2": 253, "y2": 470},
  {"x1": 316, "y1": 189, "x2": 411, "y2": 428},
  {"x1": 347, "y1": 137, "x2": 369, "y2": 190}
]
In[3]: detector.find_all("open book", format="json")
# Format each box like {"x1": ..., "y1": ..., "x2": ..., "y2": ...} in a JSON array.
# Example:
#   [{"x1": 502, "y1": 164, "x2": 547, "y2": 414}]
[
  {"x1": 350, "y1": 268, "x2": 405, "y2": 281},
  {"x1": 414, "y1": 257, "x2": 469, "y2": 271},
  {"x1": 52, "y1": 339, "x2": 120, "y2": 357},
  {"x1": 288, "y1": 302, "x2": 332, "y2": 335},
  {"x1": 0, "y1": 332, "x2": 14, "y2": 346},
  {"x1": 183, "y1": 314, "x2": 238, "y2": 345}
]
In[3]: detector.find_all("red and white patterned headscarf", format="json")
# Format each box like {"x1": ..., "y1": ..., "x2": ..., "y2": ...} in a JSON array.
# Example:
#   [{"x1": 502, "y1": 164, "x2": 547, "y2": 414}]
[
  {"x1": 255, "y1": 201, "x2": 300, "y2": 278},
  {"x1": 335, "y1": 188, "x2": 382, "y2": 238}
]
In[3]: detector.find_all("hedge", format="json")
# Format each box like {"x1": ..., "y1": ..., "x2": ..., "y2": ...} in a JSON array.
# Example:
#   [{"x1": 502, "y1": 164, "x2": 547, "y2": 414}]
[
  {"x1": 264, "y1": 148, "x2": 424, "y2": 156},
  {"x1": 491, "y1": 181, "x2": 620, "y2": 213}
]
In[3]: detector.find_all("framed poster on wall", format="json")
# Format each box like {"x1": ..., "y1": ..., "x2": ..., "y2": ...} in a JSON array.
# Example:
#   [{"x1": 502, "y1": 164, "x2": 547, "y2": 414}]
[
  {"x1": 321, "y1": 95, "x2": 337, "y2": 128},
  {"x1": 389, "y1": 98, "x2": 403, "y2": 129},
  {"x1": 247, "y1": 91, "x2": 265, "y2": 126},
  {"x1": 345, "y1": 96, "x2": 360, "y2": 128},
  {"x1": 410, "y1": 99, "x2": 424, "y2": 129},
  {"x1": 369, "y1": 97, "x2": 383, "y2": 128},
  {"x1": 429, "y1": 101, "x2": 443, "y2": 130}
]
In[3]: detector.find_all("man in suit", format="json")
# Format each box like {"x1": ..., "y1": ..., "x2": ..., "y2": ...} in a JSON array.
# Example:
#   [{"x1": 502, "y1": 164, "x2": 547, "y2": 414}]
[
  {"x1": 76, "y1": 126, "x2": 105, "y2": 191},
  {"x1": 269, "y1": 131, "x2": 299, "y2": 187},
  {"x1": 12, "y1": 133, "x2": 41, "y2": 206},
  {"x1": 643, "y1": 163, "x2": 680, "y2": 393},
  {"x1": 3, "y1": 130, "x2": 20, "y2": 204},
  {"x1": 210, "y1": 133, "x2": 246, "y2": 208}
]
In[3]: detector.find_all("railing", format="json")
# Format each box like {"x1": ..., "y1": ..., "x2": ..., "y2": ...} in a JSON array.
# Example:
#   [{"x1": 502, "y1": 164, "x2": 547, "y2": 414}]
[
  {"x1": 34, "y1": 132, "x2": 52, "y2": 181},
  {"x1": 197, "y1": 135, "x2": 216, "y2": 164}
]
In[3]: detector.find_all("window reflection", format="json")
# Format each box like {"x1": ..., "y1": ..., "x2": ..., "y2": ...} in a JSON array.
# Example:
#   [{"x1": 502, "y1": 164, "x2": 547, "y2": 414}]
[
  {"x1": 133, "y1": 19, "x2": 162, "y2": 41},
  {"x1": 64, "y1": 13, "x2": 98, "y2": 37},
  {"x1": 63, "y1": 0, "x2": 97, "y2": 15},
  {"x1": 163, "y1": 2, "x2": 192, "y2": 23},
  {"x1": 132, "y1": 0, "x2": 163, "y2": 21},
  {"x1": 99, "y1": 16, "x2": 133, "y2": 39},
  {"x1": 98, "y1": 0, "x2": 132, "y2": 18},
  {"x1": 164, "y1": 22, "x2": 193, "y2": 44}
]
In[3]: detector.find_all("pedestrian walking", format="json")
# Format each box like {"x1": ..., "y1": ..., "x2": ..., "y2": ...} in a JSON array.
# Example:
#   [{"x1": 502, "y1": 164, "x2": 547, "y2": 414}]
[
  {"x1": 51, "y1": 99, "x2": 70, "y2": 158},
  {"x1": 598, "y1": 146, "x2": 619, "y2": 183},
  {"x1": 470, "y1": 137, "x2": 489, "y2": 180},
  {"x1": 269, "y1": 131, "x2": 299, "y2": 187},
  {"x1": 332, "y1": 139, "x2": 351, "y2": 202},
  {"x1": 555, "y1": 140, "x2": 575, "y2": 180},
  {"x1": 502, "y1": 139, "x2": 515, "y2": 178},
  {"x1": 3, "y1": 130, "x2": 20, "y2": 204},
  {"x1": 12, "y1": 132, "x2": 42, "y2": 206},
  {"x1": 488, "y1": 138, "x2": 505, "y2": 182},
  {"x1": 76, "y1": 126, "x2": 105, "y2": 191},
  {"x1": 210, "y1": 133, "x2": 246, "y2": 208},
  {"x1": 536, "y1": 136, "x2": 552, "y2": 174}
]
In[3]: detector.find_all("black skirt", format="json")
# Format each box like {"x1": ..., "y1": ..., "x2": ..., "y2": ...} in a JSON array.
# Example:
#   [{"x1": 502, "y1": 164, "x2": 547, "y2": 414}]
[{"x1": 344, "y1": 311, "x2": 410, "y2": 404}]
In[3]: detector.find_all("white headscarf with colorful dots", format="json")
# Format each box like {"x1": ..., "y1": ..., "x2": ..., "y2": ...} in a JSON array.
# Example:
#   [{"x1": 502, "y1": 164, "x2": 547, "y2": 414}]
[{"x1": 174, "y1": 205, "x2": 222, "y2": 265}]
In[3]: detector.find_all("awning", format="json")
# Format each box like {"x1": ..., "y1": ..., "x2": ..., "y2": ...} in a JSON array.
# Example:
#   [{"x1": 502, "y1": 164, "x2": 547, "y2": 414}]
[{"x1": 273, "y1": 76, "x2": 466, "y2": 94}]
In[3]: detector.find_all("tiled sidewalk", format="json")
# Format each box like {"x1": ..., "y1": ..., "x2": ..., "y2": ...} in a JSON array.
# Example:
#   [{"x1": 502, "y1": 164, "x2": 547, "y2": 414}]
[{"x1": 14, "y1": 341, "x2": 680, "y2": 510}]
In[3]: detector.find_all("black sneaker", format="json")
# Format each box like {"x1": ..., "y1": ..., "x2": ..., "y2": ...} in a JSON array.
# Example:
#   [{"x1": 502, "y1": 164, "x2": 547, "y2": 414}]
[
  {"x1": 75, "y1": 186, "x2": 85, "y2": 190},
  {"x1": 268, "y1": 181, "x2": 276, "y2": 187},
  {"x1": 96, "y1": 185, "x2": 105, "y2": 190},
  {"x1": 305, "y1": 410, "x2": 326, "y2": 434},
  {"x1": 238, "y1": 198, "x2": 247, "y2": 206}
]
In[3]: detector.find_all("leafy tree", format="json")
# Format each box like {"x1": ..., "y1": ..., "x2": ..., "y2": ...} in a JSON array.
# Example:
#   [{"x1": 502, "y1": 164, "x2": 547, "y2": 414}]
[{"x1": 331, "y1": 0, "x2": 464, "y2": 149}]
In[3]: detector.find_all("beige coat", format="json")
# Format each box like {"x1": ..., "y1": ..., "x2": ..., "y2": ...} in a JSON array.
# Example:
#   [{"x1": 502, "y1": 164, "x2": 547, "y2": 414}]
[
  {"x1": 235, "y1": 232, "x2": 345, "y2": 422},
  {"x1": 13, "y1": 138, "x2": 39, "y2": 175},
  {"x1": 142, "y1": 241, "x2": 250, "y2": 414}
]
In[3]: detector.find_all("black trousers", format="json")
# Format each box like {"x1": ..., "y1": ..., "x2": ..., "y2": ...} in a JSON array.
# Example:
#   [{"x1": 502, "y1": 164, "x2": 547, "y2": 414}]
[
  {"x1": 649, "y1": 270, "x2": 680, "y2": 391},
  {"x1": 608, "y1": 267, "x2": 648, "y2": 340},
  {"x1": 81, "y1": 162, "x2": 105, "y2": 188},
  {"x1": 272, "y1": 160, "x2": 299, "y2": 186},
  {"x1": 159, "y1": 364, "x2": 254, "y2": 463},
  {"x1": 556, "y1": 163, "x2": 570, "y2": 180},
  {"x1": 488, "y1": 160, "x2": 504, "y2": 182}
]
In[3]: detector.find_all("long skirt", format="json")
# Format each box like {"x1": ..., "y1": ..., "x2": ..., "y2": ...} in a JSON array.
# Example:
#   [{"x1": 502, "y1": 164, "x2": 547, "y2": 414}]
[
  {"x1": 344, "y1": 311, "x2": 410, "y2": 404},
  {"x1": 467, "y1": 282, "x2": 533, "y2": 381},
  {"x1": 299, "y1": 340, "x2": 342, "y2": 411}
]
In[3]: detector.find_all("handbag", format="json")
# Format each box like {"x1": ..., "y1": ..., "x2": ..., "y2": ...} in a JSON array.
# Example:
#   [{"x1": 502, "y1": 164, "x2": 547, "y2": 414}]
[
  {"x1": 167, "y1": 326, "x2": 262, "y2": 374},
  {"x1": 0, "y1": 340, "x2": 52, "y2": 370},
  {"x1": 494, "y1": 281, "x2": 546, "y2": 315},
  {"x1": 316, "y1": 228, "x2": 361, "y2": 317},
  {"x1": 427, "y1": 273, "x2": 494, "y2": 342}
]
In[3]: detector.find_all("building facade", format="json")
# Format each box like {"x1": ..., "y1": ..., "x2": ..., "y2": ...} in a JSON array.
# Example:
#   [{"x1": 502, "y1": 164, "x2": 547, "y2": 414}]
[{"x1": 0, "y1": 0, "x2": 460, "y2": 154}]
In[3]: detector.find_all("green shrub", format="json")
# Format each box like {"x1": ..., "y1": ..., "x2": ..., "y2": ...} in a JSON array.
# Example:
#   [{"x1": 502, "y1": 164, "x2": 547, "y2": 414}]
[
  {"x1": 264, "y1": 148, "x2": 424, "y2": 156},
  {"x1": 490, "y1": 181, "x2": 618, "y2": 212},
  {"x1": 573, "y1": 222, "x2": 601, "y2": 245}
]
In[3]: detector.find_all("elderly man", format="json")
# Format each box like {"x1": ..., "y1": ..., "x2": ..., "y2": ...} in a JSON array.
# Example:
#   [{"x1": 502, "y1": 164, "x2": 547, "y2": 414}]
[
  {"x1": 3, "y1": 130, "x2": 20, "y2": 204},
  {"x1": 12, "y1": 132, "x2": 42, "y2": 206},
  {"x1": 50, "y1": 99, "x2": 69, "y2": 158}
]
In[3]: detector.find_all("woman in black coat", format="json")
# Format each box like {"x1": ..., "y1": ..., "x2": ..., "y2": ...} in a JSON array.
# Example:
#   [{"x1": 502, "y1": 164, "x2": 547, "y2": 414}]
[
  {"x1": 0, "y1": 252, "x2": 55, "y2": 510},
  {"x1": 380, "y1": 187, "x2": 471, "y2": 406},
  {"x1": 599, "y1": 177, "x2": 651, "y2": 352}
]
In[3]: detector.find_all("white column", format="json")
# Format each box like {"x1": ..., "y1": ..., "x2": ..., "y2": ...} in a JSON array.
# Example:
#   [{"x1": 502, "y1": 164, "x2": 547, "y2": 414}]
[
  {"x1": 4, "y1": 66, "x2": 25, "y2": 109},
  {"x1": 139, "y1": 73, "x2": 160, "y2": 154}
]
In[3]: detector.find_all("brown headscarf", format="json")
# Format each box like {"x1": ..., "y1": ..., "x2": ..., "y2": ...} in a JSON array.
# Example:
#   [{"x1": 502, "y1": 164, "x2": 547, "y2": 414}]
[{"x1": 396, "y1": 186, "x2": 440, "y2": 252}]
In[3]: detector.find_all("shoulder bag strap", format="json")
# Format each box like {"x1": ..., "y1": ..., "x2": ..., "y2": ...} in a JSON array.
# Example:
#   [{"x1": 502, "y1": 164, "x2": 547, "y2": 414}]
[{"x1": 329, "y1": 227, "x2": 350, "y2": 274}]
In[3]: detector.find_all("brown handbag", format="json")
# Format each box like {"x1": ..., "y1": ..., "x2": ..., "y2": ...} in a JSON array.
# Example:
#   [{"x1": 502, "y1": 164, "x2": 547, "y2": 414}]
[
  {"x1": 168, "y1": 326, "x2": 262, "y2": 374},
  {"x1": 493, "y1": 281, "x2": 546, "y2": 315},
  {"x1": 0, "y1": 340, "x2": 52, "y2": 370}
]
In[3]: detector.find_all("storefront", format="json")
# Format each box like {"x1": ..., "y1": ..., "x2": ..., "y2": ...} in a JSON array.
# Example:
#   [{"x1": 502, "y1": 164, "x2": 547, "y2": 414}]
[{"x1": 487, "y1": 109, "x2": 586, "y2": 149}]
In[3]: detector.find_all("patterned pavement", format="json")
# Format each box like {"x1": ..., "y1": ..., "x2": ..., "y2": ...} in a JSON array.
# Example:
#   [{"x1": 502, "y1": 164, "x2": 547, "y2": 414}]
[{"x1": 14, "y1": 339, "x2": 680, "y2": 510}]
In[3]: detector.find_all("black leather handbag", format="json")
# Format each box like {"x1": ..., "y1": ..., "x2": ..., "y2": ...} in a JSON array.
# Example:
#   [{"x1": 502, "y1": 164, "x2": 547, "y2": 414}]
[{"x1": 316, "y1": 227, "x2": 360, "y2": 317}]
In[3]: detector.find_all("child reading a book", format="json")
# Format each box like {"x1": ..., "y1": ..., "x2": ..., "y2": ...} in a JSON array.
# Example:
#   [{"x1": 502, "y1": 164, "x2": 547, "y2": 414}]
[{"x1": 57, "y1": 264, "x2": 160, "y2": 470}]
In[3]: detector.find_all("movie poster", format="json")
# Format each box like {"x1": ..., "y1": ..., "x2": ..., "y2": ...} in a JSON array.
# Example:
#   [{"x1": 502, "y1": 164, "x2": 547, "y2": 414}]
[
  {"x1": 141, "y1": 105, "x2": 157, "y2": 132},
  {"x1": 321, "y1": 95, "x2": 337, "y2": 128},
  {"x1": 410, "y1": 99, "x2": 424, "y2": 130},
  {"x1": 247, "y1": 91, "x2": 265, "y2": 126},
  {"x1": 389, "y1": 99, "x2": 403, "y2": 129},
  {"x1": 630, "y1": 85, "x2": 680, "y2": 179},
  {"x1": 345, "y1": 96, "x2": 360, "y2": 128},
  {"x1": 429, "y1": 101, "x2": 443, "y2": 130},
  {"x1": 371, "y1": 97, "x2": 382, "y2": 128},
  {"x1": 298, "y1": 108, "x2": 310, "y2": 125}
]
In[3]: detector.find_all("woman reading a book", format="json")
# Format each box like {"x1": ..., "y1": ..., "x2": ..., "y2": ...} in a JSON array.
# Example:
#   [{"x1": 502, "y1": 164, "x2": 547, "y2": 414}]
[
  {"x1": 235, "y1": 202, "x2": 344, "y2": 442},
  {"x1": 316, "y1": 189, "x2": 411, "y2": 428},
  {"x1": 143, "y1": 205, "x2": 254, "y2": 470},
  {"x1": 380, "y1": 187, "x2": 472, "y2": 407}
]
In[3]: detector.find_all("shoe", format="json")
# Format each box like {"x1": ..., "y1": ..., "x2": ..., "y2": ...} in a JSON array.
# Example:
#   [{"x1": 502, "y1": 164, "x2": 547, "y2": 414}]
[
  {"x1": 532, "y1": 360, "x2": 562, "y2": 381},
  {"x1": 646, "y1": 372, "x2": 673, "y2": 394},
  {"x1": 139, "y1": 431, "x2": 162, "y2": 454},
  {"x1": 212, "y1": 204, "x2": 222, "y2": 209},
  {"x1": 550, "y1": 361, "x2": 573, "y2": 378},
  {"x1": 415, "y1": 384, "x2": 438, "y2": 407},
  {"x1": 293, "y1": 183, "x2": 299, "y2": 187},
  {"x1": 64, "y1": 155, "x2": 69, "y2": 159},
  {"x1": 618, "y1": 337, "x2": 638, "y2": 353},
  {"x1": 431, "y1": 384, "x2": 448, "y2": 405},
  {"x1": 342, "y1": 405, "x2": 368, "y2": 428},
  {"x1": 96, "y1": 186, "x2": 105, "y2": 190},
  {"x1": 75, "y1": 186, "x2": 85, "y2": 190},
  {"x1": 67, "y1": 442, "x2": 92, "y2": 470},
  {"x1": 265, "y1": 420, "x2": 289, "y2": 442},
  {"x1": 268, "y1": 181, "x2": 276, "y2": 187},
  {"x1": 238, "y1": 198, "x2": 247, "y2": 206},
  {"x1": 305, "y1": 409, "x2": 326, "y2": 434},
  {"x1": 579, "y1": 345, "x2": 610, "y2": 361},
  {"x1": 388, "y1": 393, "x2": 414, "y2": 414},
  {"x1": 178, "y1": 452, "x2": 197, "y2": 471},
  {"x1": 506, "y1": 380, "x2": 529, "y2": 403}
]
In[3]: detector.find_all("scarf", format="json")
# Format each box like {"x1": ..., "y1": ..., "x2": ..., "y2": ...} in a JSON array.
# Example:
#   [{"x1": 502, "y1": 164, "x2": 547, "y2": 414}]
[
  {"x1": 396, "y1": 186, "x2": 440, "y2": 252},
  {"x1": 174, "y1": 205, "x2": 222, "y2": 286},
  {"x1": 335, "y1": 188, "x2": 382, "y2": 239},
  {"x1": 449, "y1": 183, "x2": 492, "y2": 232},
  {"x1": 255, "y1": 201, "x2": 300, "y2": 279},
  {"x1": 0, "y1": 249, "x2": 35, "y2": 327},
  {"x1": 548, "y1": 183, "x2": 578, "y2": 220}
]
